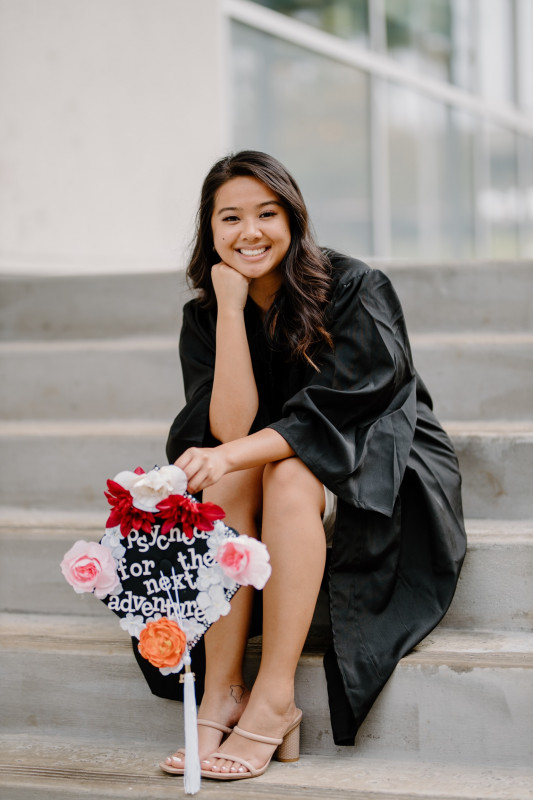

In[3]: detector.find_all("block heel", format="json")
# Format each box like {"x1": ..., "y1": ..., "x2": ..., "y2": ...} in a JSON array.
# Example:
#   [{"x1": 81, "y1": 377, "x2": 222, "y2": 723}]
[{"x1": 276, "y1": 716, "x2": 301, "y2": 762}]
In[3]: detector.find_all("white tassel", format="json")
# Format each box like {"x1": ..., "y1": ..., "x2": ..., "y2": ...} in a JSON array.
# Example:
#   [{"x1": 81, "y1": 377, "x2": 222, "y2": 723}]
[{"x1": 181, "y1": 652, "x2": 201, "y2": 795}]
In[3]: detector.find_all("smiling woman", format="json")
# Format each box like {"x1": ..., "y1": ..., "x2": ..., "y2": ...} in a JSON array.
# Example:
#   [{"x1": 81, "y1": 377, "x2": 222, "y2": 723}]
[
  {"x1": 162, "y1": 150, "x2": 466, "y2": 783},
  {"x1": 211, "y1": 176, "x2": 291, "y2": 309}
]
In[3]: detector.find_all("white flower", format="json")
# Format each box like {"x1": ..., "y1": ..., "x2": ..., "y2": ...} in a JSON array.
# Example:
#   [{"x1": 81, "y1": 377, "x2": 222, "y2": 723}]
[
  {"x1": 128, "y1": 465, "x2": 188, "y2": 512},
  {"x1": 196, "y1": 584, "x2": 232, "y2": 624},
  {"x1": 207, "y1": 522, "x2": 235, "y2": 553},
  {"x1": 196, "y1": 564, "x2": 222, "y2": 591},
  {"x1": 100, "y1": 527, "x2": 126, "y2": 559},
  {"x1": 180, "y1": 617, "x2": 205, "y2": 643},
  {"x1": 119, "y1": 613, "x2": 145, "y2": 638},
  {"x1": 112, "y1": 470, "x2": 140, "y2": 491}
]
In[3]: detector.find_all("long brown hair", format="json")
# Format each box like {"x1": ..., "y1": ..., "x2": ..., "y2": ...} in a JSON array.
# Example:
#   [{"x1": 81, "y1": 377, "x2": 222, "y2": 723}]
[{"x1": 187, "y1": 150, "x2": 332, "y2": 367}]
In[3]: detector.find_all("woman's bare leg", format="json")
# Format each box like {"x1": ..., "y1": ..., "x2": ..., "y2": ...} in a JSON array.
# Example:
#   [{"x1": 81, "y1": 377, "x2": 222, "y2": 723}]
[
  {"x1": 203, "y1": 457, "x2": 326, "y2": 774},
  {"x1": 164, "y1": 466, "x2": 263, "y2": 768}
]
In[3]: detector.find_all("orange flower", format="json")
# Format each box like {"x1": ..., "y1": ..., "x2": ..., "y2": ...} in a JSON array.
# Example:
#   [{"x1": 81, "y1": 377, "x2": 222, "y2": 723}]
[{"x1": 138, "y1": 618, "x2": 187, "y2": 669}]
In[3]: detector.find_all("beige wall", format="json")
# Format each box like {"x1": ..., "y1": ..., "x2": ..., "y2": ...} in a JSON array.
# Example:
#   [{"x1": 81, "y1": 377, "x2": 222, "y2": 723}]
[{"x1": 0, "y1": 0, "x2": 227, "y2": 274}]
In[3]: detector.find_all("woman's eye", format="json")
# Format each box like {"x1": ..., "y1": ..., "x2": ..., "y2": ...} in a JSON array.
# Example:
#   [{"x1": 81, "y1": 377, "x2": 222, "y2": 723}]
[
  {"x1": 222, "y1": 215, "x2": 239, "y2": 222},
  {"x1": 260, "y1": 210, "x2": 276, "y2": 218}
]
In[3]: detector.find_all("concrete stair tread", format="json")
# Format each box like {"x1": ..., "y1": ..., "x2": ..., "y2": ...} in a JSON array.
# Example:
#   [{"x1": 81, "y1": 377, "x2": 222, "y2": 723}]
[
  {"x1": 2, "y1": 418, "x2": 533, "y2": 433},
  {"x1": 1, "y1": 507, "x2": 530, "y2": 536},
  {"x1": 2, "y1": 612, "x2": 531, "y2": 665},
  {"x1": 2, "y1": 330, "x2": 532, "y2": 350},
  {"x1": 443, "y1": 420, "x2": 533, "y2": 436},
  {"x1": 412, "y1": 331, "x2": 533, "y2": 346},
  {"x1": 0, "y1": 419, "x2": 169, "y2": 436},
  {"x1": 1, "y1": 735, "x2": 532, "y2": 800},
  {"x1": 0, "y1": 506, "x2": 107, "y2": 531},
  {"x1": 0, "y1": 335, "x2": 179, "y2": 352}
]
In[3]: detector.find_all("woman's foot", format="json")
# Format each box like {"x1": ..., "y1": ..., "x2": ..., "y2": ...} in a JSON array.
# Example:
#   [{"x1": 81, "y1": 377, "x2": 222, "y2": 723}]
[
  {"x1": 160, "y1": 683, "x2": 250, "y2": 773},
  {"x1": 201, "y1": 696, "x2": 300, "y2": 777}
]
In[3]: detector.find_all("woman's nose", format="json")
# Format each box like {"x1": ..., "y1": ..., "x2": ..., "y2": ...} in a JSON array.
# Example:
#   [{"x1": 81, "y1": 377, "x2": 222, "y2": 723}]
[{"x1": 241, "y1": 219, "x2": 261, "y2": 240}]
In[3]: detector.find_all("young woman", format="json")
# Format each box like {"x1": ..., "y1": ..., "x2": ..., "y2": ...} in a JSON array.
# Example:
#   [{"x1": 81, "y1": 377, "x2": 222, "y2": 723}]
[{"x1": 162, "y1": 150, "x2": 466, "y2": 781}]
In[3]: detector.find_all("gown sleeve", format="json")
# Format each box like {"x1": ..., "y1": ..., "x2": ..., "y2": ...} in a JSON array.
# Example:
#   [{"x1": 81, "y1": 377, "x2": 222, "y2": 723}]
[
  {"x1": 166, "y1": 299, "x2": 218, "y2": 463},
  {"x1": 268, "y1": 266, "x2": 418, "y2": 517}
]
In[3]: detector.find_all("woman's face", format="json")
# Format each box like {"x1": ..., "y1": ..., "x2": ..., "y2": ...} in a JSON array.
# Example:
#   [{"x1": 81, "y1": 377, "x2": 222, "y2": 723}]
[{"x1": 211, "y1": 176, "x2": 291, "y2": 287}]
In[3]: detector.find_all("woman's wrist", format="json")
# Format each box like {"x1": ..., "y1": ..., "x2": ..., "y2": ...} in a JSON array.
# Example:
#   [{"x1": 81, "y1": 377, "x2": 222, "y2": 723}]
[{"x1": 216, "y1": 305, "x2": 246, "y2": 321}]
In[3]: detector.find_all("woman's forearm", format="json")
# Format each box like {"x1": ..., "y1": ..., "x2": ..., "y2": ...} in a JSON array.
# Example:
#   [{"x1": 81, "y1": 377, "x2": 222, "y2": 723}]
[
  {"x1": 209, "y1": 308, "x2": 259, "y2": 442},
  {"x1": 222, "y1": 428, "x2": 295, "y2": 472},
  {"x1": 175, "y1": 428, "x2": 295, "y2": 493}
]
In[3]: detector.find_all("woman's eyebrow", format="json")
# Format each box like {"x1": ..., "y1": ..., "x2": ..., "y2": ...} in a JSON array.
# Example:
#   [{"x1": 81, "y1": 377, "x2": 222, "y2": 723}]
[{"x1": 215, "y1": 200, "x2": 282, "y2": 215}]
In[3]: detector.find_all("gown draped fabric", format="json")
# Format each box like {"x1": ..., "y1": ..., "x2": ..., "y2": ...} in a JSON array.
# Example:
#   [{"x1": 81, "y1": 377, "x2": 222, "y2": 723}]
[{"x1": 165, "y1": 251, "x2": 466, "y2": 745}]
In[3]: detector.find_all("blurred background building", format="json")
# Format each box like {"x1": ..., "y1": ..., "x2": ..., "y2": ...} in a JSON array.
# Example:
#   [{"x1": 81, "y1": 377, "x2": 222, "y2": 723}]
[{"x1": 1, "y1": 0, "x2": 532, "y2": 276}]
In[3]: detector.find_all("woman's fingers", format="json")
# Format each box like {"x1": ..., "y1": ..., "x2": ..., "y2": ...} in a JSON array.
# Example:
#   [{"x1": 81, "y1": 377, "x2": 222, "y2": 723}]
[{"x1": 175, "y1": 447, "x2": 227, "y2": 492}]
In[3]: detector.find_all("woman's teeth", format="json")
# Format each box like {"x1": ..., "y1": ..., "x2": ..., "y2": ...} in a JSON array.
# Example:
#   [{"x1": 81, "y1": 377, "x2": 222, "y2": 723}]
[{"x1": 239, "y1": 247, "x2": 267, "y2": 256}]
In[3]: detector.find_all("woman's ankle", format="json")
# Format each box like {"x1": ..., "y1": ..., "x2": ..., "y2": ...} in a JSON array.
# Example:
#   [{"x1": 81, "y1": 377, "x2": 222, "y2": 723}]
[{"x1": 199, "y1": 682, "x2": 250, "y2": 726}]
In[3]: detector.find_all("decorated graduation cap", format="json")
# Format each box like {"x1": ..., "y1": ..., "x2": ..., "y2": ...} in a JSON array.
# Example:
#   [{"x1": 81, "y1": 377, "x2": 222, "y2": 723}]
[{"x1": 61, "y1": 465, "x2": 271, "y2": 795}]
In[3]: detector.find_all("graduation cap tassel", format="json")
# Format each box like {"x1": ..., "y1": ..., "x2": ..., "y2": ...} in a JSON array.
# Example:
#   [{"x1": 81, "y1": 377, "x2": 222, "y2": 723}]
[
  {"x1": 165, "y1": 568, "x2": 201, "y2": 794},
  {"x1": 181, "y1": 653, "x2": 201, "y2": 794}
]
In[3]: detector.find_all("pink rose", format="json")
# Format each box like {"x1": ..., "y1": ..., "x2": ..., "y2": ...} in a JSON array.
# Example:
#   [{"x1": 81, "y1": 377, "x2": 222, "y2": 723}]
[
  {"x1": 215, "y1": 536, "x2": 271, "y2": 590},
  {"x1": 61, "y1": 540, "x2": 120, "y2": 599}
]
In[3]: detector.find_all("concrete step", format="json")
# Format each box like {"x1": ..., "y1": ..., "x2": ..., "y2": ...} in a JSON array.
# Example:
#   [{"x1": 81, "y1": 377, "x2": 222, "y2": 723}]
[
  {"x1": 0, "y1": 272, "x2": 189, "y2": 342},
  {"x1": 1, "y1": 511, "x2": 530, "y2": 633},
  {"x1": 0, "y1": 420, "x2": 531, "y2": 518},
  {"x1": 2, "y1": 332, "x2": 532, "y2": 422},
  {"x1": 381, "y1": 260, "x2": 533, "y2": 334},
  {"x1": 440, "y1": 519, "x2": 533, "y2": 632},
  {"x1": 0, "y1": 337, "x2": 183, "y2": 421},
  {"x1": 444, "y1": 421, "x2": 533, "y2": 519},
  {"x1": 1, "y1": 735, "x2": 532, "y2": 800},
  {"x1": 1, "y1": 262, "x2": 531, "y2": 343},
  {"x1": 412, "y1": 332, "x2": 533, "y2": 421},
  {"x1": 0, "y1": 337, "x2": 184, "y2": 421},
  {"x1": 0, "y1": 613, "x2": 531, "y2": 768}
]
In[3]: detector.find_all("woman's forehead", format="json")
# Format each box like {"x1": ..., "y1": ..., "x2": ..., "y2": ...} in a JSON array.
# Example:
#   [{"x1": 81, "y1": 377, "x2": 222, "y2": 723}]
[{"x1": 213, "y1": 176, "x2": 280, "y2": 212}]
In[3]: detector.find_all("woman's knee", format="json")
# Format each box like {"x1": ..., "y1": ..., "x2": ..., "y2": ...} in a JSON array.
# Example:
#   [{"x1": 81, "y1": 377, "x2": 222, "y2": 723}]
[{"x1": 263, "y1": 457, "x2": 325, "y2": 513}]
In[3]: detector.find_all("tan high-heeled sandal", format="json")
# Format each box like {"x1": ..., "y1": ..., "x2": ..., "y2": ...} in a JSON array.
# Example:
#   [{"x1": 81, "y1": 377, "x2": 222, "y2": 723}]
[
  {"x1": 159, "y1": 718, "x2": 233, "y2": 775},
  {"x1": 201, "y1": 709, "x2": 302, "y2": 781}
]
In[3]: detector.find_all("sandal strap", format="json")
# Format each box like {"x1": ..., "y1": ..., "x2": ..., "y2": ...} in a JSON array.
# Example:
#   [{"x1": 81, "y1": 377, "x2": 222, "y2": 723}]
[
  {"x1": 197, "y1": 718, "x2": 233, "y2": 735},
  {"x1": 208, "y1": 752, "x2": 261, "y2": 777},
  {"x1": 232, "y1": 725, "x2": 283, "y2": 746}
]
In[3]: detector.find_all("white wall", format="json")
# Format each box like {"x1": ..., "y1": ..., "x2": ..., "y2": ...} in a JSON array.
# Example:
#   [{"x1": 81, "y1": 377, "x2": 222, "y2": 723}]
[{"x1": 0, "y1": 0, "x2": 227, "y2": 274}]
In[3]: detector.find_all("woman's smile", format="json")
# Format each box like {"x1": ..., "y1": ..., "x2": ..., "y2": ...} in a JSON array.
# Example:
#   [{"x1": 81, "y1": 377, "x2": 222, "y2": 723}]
[{"x1": 238, "y1": 246, "x2": 269, "y2": 258}]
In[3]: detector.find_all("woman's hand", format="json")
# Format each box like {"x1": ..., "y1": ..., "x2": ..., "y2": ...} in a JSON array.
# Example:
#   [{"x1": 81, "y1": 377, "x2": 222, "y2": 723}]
[
  {"x1": 175, "y1": 446, "x2": 230, "y2": 494},
  {"x1": 211, "y1": 262, "x2": 250, "y2": 314}
]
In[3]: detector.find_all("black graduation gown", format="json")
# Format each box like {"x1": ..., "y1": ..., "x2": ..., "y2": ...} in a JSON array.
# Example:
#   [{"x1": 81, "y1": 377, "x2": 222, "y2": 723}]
[{"x1": 165, "y1": 251, "x2": 466, "y2": 745}]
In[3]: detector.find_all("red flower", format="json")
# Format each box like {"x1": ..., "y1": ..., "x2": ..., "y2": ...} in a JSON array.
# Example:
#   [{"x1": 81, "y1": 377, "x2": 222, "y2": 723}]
[
  {"x1": 156, "y1": 495, "x2": 225, "y2": 539},
  {"x1": 104, "y1": 479, "x2": 153, "y2": 538}
]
